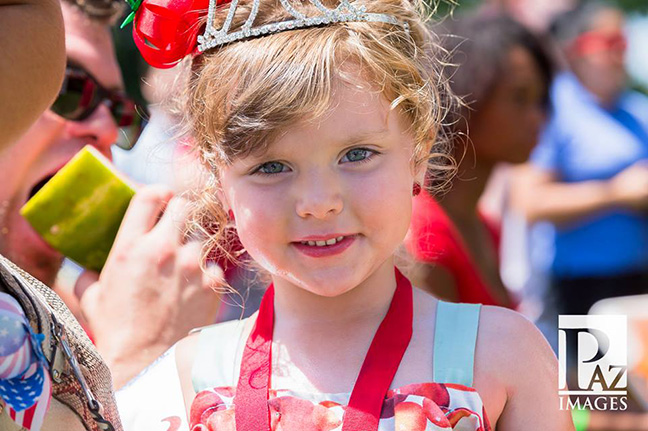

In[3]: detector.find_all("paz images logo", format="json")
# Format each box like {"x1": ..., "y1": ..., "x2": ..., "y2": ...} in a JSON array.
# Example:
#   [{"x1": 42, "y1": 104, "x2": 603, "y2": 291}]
[{"x1": 558, "y1": 315, "x2": 628, "y2": 411}]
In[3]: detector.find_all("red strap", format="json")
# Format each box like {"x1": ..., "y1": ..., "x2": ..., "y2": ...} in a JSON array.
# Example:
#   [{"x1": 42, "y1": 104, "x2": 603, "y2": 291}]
[
  {"x1": 234, "y1": 283, "x2": 274, "y2": 430},
  {"x1": 235, "y1": 267, "x2": 413, "y2": 431},
  {"x1": 342, "y1": 268, "x2": 413, "y2": 430}
]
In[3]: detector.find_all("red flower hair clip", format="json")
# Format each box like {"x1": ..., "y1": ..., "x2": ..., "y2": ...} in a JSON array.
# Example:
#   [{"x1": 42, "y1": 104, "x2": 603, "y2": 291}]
[{"x1": 124, "y1": 0, "x2": 224, "y2": 69}]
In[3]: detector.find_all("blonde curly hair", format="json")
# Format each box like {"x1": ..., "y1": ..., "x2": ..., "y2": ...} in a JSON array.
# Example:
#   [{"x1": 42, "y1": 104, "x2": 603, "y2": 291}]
[{"x1": 180, "y1": 0, "x2": 457, "y2": 269}]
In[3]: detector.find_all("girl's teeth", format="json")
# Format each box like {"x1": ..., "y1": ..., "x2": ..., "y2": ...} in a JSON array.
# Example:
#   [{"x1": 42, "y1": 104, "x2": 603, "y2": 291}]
[{"x1": 302, "y1": 236, "x2": 347, "y2": 247}]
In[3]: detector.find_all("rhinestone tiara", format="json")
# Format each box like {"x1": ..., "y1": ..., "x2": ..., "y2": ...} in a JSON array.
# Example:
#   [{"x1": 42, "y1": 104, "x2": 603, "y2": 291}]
[{"x1": 197, "y1": 0, "x2": 410, "y2": 52}]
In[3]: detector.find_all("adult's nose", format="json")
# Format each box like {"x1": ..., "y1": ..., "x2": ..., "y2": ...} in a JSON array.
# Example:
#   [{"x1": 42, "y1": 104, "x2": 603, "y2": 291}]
[{"x1": 66, "y1": 102, "x2": 118, "y2": 159}]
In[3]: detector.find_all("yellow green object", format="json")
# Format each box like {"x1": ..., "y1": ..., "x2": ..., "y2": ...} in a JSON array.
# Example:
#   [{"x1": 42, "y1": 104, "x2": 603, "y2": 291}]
[
  {"x1": 20, "y1": 145, "x2": 135, "y2": 272},
  {"x1": 572, "y1": 407, "x2": 591, "y2": 431}
]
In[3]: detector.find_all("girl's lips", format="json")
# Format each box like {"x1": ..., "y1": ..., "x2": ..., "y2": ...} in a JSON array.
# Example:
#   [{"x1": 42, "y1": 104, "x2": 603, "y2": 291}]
[{"x1": 291, "y1": 235, "x2": 357, "y2": 258}]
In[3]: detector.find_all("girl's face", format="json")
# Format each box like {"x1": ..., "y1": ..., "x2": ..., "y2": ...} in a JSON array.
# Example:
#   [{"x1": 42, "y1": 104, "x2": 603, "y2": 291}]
[
  {"x1": 469, "y1": 45, "x2": 548, "y2": 165},
  {"x1": 219, "y1": 75, "x2": 422, "y2": 296}
]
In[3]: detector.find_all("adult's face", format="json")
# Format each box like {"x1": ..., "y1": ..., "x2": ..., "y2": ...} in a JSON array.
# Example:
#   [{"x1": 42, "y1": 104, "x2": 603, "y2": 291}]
[
  {"x1": 569, "y1": 8, "x2": 627, "y2": 106},
  {"x1": 0, "y1": 3, "x2": 123, "y2": 285},
  {"x1": 468, "y1": 45, "x2": 548, "y2": 165}
]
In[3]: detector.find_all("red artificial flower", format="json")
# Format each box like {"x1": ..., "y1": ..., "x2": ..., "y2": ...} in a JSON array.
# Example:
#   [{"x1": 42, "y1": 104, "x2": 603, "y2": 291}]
[{"x1": 132, "y1": 0, "x2": 227, "y2": 68}]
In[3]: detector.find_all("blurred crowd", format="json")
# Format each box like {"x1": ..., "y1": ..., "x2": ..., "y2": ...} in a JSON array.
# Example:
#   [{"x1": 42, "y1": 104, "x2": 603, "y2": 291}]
[{"x1": 0, "y1": 0, "x2": 646, "y2": 430}]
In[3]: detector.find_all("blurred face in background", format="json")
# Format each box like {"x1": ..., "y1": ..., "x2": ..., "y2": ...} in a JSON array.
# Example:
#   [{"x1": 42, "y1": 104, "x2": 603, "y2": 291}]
[
  {"x1": 493, "y1": 0, "x2": 577, "y2": 32},
  {"x1": 467, "y1": 44, "x2": 548, "y2": 166},
  {"x1": 568, "y1": 7, "x2": 627, "y2": 106},
  {"x1": 0, "y1": 3, "x2": 122, "y2": 284}
]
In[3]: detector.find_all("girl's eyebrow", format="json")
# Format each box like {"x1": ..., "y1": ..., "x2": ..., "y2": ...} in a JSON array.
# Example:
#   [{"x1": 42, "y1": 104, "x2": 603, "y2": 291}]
[
  {"x1": 340, "y1": 129, "x2": 390, "y2": 146},
  {"x1": 250, "y1": 128, "x2": 391, "y2": 162}
]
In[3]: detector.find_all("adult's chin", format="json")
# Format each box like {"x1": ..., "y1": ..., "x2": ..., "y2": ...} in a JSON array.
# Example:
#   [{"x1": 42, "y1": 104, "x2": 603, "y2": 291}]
[
  {"x1": 1, "y1": 217, "x2": 64, "y2": 286},
  {"x1": 3, "y1": 247, "x2": 63, "y2": 287}
]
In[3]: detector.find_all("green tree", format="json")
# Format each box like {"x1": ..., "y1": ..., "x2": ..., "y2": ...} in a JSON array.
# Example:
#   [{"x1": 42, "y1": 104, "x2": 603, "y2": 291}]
[
  {"x1": 612, "y1": 0, "x2": 648, "y2": 13},
  {"x1": 434, "y1": 0, "x2": 648, "y2": 14}
]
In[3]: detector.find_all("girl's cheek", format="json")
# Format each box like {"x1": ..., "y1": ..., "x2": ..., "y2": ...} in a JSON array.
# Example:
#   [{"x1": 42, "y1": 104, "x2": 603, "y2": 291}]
[
  {"x1": 236, "y1": 202, "x2": 289, "y2": 275},
  {"x1": 236, "y1": 192, "x2": 284, "y2": 247},
  {"x1": 359, "y1": 167, "x2": 413, "y2": 237},
  {"x1": 351, "y1": 167, "x2": 407, "y2": 211}
]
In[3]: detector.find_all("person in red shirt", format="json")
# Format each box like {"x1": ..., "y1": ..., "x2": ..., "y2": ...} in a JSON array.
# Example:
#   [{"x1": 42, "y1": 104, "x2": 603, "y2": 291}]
[{"x1": 406, "y1": 12, "x2": 554, "y2": 309}]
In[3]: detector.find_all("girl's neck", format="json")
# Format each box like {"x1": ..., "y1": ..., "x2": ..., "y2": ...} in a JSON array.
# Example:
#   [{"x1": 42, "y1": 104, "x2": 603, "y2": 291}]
[
  {"x1": 266, "y1": 259, "x2": 417, "y2": 394},
  {"x1": 271, "y1": 258, "x2": 398, "y2": 334}
]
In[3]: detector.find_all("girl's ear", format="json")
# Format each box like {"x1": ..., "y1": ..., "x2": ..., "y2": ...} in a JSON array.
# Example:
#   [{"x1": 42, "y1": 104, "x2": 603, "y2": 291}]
[
  {"x1": 216, "y1": 187, "x2": 231, "y2": 214},
  {"x1": 414, "y1": 159, "x2": 428, "y2": 186}
]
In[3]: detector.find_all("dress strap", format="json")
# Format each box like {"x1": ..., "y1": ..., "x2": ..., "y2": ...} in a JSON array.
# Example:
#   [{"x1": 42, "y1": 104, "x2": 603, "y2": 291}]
[
  {"x1": 191, "y1": 319, "x2": 247, "y2": 393},
  {"x1": 433, "y1": 300, "x2": 482, "y2": 387}
]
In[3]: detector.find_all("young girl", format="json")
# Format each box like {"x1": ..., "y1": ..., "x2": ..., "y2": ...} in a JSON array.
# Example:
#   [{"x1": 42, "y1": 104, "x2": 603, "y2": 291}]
[
  {"x1": 120, "y1": 0, "x2": 574, "y2": 429},
  {"x1": 405, "y1": 12, "x2": 554, "y2": 309}
]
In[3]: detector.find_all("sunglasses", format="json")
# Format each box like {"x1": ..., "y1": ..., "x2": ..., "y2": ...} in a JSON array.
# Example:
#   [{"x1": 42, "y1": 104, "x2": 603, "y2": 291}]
[
  {"x1": 570, "y1": 31, "x2": 627, "y2": 58},
  {"x1": 50, "y1": 64, "x2": 148, "y2": 150}
]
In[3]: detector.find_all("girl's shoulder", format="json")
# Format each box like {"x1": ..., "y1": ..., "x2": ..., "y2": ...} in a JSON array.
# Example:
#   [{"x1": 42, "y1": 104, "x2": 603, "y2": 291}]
[
  {"x1": 475, "y1": 304, "x2": 573, "y2": 428},
  {"x1": 175, "y1": 317, "x2": 255, "y2": 417},
  {"x1": 413, "y1": 288, "x2": 558, "y2": 423},
  {"x1": 465, "y1": 299, "x2": 556, "y2": 386},
  {"x1": 475, "y1": 303, "x2": 555, "y2": 373},
  {"x1": 414, "y1": 287, "x2": 553, "y2": 378},
  {"x1": 473, "y1": 303, "x2": 560, "y2": 421}
]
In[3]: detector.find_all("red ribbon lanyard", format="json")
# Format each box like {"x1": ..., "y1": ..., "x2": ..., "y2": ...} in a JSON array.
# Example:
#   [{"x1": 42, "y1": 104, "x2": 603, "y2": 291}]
[{"x1": 235, "y1": 267, "x2": 413, "y2": 431}]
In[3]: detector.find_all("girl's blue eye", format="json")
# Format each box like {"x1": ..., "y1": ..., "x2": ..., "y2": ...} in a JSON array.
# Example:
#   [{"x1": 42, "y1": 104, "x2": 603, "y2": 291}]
[
  {"x1": 257, "y1": 162, "x2": 286, "y2": 175},
  {"x1": 255, "y1": 161, "x2": 287, "y2": 175},
  {"x1": 341, "y1": 148, "x2": 376, "y2": 163}
]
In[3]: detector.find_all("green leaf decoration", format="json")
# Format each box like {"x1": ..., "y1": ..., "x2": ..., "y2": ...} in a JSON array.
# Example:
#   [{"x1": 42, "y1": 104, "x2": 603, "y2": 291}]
[{"x1": 121, "y1": 0, "x2": 143, "y2": 29}]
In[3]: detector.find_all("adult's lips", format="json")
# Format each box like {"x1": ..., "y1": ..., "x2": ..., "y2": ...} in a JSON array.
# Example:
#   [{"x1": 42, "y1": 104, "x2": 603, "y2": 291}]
[
  {"x1": 27, "y1": 174, "x2": 55, "y2": 200},
  {"x1": 25, "y1": 160, "x2": 71, "y2": 203}
]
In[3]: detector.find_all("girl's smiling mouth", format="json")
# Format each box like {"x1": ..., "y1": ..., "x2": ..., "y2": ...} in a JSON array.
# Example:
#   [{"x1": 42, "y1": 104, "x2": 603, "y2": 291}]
[{"x1": 291, "y1": 234, "x2": 358, "y2": 257}]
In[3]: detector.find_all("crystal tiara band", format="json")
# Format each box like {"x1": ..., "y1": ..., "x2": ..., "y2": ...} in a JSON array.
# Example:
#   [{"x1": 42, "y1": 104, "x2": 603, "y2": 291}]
[{"x1": 197, "y1": 0, "x2": 410, "y2": 52}]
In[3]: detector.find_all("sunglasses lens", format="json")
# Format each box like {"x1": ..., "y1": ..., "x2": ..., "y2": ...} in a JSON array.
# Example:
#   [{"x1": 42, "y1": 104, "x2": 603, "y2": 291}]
[
  {"x1": 111, "y1": 97, "x2": 148, "y2": 150},
  {"x1": 51, "y1": 72, "x2": 101, "y2": 120},
  {"x1": 52, "y1": 66, "x2": 148, "y2": 150}
]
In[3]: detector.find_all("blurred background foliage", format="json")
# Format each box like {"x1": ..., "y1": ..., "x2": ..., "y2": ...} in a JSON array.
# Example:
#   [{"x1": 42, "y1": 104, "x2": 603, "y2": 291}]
[
  {"x1": 433, "y1": 0, "x2": 648, "y2": 14},
  {"x1": 611, "y1": 0, "x2": 648, "y2": 13}
]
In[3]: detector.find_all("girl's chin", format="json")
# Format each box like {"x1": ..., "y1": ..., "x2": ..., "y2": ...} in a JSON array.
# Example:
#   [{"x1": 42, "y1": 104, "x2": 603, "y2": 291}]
[
  {"x1": 301, "y1": 284, "x2": 354, "y2": 298},
  {"x1": 275, "y1": 267, "x2": 363, "y2": 297}
]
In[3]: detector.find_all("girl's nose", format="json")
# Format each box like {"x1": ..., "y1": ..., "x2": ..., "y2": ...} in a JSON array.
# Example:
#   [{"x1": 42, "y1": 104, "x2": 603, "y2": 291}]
[{"x1": 294, "y1": 169, "x2": 344, "y2": 219}]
